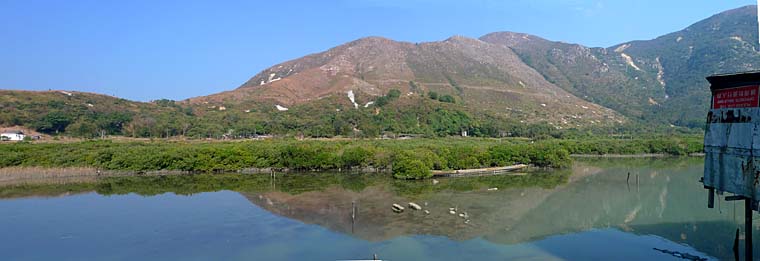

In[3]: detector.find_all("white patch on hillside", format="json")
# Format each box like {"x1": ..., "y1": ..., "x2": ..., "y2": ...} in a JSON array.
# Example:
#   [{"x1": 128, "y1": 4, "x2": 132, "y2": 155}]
[
  {"x1": 364, "y1": 101, "x2": 374, "y2": 108},
  {"x1": 267, "y1": 73, "x2": 282, "y2": 83},
  {"x1": 655, "y1": 57, "x2": 666, "y2": 87},
  {"x1": 614, "y1": 44, "x2": 631, "y2": 53},
  {"x1": 275, "y1": 105, "x2": 289, "y2": 111},
  {"x1": 518, "y1": 81, "x2": 526, "y2": 87},
  {"x1": 676, "y1": 36, "x2": 683, "y2": 42},
  {"x1": 620, "y1": 53, "x2": 641, "y2": 71},
  {"x1": 347, "y1": 90, "x2": 358, "y2": 109}
]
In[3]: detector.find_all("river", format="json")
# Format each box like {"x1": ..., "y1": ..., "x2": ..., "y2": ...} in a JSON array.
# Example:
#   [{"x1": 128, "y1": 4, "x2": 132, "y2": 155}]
[{"x1": 0, "y1": 157, "x2": 753, "y2": 260}]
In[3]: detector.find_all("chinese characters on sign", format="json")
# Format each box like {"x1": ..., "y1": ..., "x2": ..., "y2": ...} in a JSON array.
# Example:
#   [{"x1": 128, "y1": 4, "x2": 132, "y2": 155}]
[{"x1": 712, "y1": 85, "x2": 760, "y2": 109}]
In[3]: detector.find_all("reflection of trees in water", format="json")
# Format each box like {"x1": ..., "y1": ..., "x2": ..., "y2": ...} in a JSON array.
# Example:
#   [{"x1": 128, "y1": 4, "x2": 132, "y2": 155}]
[
  {"x1": 243, "y1": 171, "x2": 572, "y2": 242},
  {"x1": 243, "y1": 158, "x2": 748, "y2": 260},
  {"x1": 0, "y1": 158, "x2": 743, "y2": 259}
]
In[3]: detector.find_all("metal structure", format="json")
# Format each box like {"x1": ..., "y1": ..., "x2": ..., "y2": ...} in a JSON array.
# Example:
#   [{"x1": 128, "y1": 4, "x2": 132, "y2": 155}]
[{"x1": 704, "y1": 71, "x2": 760, "y2": 260}]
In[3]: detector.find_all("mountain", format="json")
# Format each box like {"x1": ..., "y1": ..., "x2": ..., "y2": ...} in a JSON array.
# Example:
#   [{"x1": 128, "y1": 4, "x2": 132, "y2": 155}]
[
  {"x1": 187, "y1": 36, "x2": 621, "y2": 127},
  {"x1": 482, "y1": 5, "x2": 760, "y2": 127},
  {"x1": 1, "y1": 5, "x2": 756, "y2": 138},
  {"x1": 479, "y1": 32, "x2": 665, "y2": 120},
  {"x1": 192, "y1": 5, "x2": 758, "y2": 129}
]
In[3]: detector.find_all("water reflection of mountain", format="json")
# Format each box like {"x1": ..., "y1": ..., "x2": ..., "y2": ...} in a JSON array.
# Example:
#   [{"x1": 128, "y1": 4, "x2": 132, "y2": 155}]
[
  {"x1": 243, "y1": 158, "x2": 749, "y2": 260},
  {"x1": 242, "y1": 165, "x2": 594, "y2": 242}
]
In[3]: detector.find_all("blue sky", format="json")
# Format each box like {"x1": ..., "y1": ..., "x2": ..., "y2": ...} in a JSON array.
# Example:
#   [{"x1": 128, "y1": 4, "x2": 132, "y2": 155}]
[{"x1": 0, "y1": 0, "x2": 755, "y2": 101}]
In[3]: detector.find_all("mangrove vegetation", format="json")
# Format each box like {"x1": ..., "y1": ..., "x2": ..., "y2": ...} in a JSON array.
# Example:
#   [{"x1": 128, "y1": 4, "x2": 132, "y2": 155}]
[{"x1": 0, "y1": 136, "x2": 702, "y2": 179}]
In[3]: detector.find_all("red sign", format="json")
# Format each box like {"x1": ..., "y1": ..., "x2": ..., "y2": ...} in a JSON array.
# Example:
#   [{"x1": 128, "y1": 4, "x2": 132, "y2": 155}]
[{"x1": 713, "y1": 85, "x2": 760, "y2": 109}]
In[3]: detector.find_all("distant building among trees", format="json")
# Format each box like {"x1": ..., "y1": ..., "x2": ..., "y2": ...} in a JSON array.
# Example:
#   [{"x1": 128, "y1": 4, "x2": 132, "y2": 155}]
[{"x1": 1, "y1": 130, "x2": 25, "y2": 141}]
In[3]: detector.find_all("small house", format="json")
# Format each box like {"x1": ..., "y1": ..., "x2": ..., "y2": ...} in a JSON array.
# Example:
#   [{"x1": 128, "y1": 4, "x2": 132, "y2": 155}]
[{"x1": 1, "y1": 131, "x2": 25, "y2": 141}]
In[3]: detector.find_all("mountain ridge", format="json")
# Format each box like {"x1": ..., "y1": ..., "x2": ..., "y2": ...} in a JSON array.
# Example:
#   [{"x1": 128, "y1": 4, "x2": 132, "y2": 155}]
[
  {"x1": 188, "y1": 4, "x2": 757, "y2": 128},
  {"x1": 188, "y1": 32, "x2": 622, "y2": 127},
  {"x1": 1, "y1": 5, "x2": 757, "y2": 138}
]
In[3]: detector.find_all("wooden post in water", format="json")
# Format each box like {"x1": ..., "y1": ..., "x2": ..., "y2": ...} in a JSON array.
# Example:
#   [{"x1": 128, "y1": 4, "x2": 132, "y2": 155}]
[
  {"x1": 735, "y1": 228, "x2": 741, "y2": 260},
  {"x1": 746, "y1": 198, "x2": 753, "y2": 261},
  {"x1": 636, "y1": 174, "x2": 640, "y2": 193},
  {"x1": 351, "y1": 201, "x2": 356, "y2": 234}
]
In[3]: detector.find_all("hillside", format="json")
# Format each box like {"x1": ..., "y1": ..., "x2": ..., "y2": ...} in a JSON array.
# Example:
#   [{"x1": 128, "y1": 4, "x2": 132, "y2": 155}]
[
  {"x1": 0, "y1": 90, "x2": 192, "y2": 138},
  {"x1": 187, "y1": 36, "x2": 622, "y2": 128},
  {"x1": 479, "y1": 32, "x2": 664, "y2": 120},
  {"x1": 1, "y1": 5, "x2": 756, "y2": 138},
  {"x1": 483, "y1": 5, "x2": 760, "y2": 127},
  {"x1": 620, "y1": 5, "x2": 760, "y2": 127}
]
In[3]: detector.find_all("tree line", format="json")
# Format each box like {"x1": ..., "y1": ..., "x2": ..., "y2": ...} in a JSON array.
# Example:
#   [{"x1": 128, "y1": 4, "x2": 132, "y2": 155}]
[{"x1": 0, "y1": 137, "x2": 702, "y2": 179}]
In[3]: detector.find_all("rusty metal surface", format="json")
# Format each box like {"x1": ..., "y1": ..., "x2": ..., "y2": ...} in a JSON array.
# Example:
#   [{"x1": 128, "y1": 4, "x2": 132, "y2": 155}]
[{"x1": 704, "y1": 103, "x2": 760, "y2": 201}]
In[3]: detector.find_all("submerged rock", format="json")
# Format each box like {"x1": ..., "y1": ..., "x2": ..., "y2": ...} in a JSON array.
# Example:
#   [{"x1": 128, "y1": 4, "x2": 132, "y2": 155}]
[{"x1": 392, "y1": 204, "x2": 405, "y2": 213}]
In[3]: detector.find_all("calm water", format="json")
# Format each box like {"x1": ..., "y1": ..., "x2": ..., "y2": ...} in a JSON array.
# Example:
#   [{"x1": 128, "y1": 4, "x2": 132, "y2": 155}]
[{"x1": 0, "y1": 158, "x2": 755, "y2": 260}]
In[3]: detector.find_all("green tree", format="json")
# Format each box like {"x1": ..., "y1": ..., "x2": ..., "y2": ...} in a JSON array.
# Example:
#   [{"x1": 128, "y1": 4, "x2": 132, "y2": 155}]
[
  {"x1": 428, "y1": 91, "x2": 439, "y2": 100},
  {"x1": 387, "y1": 89, "x2": 401, "y2": 99},
  {"x1": 393, "y1": 158, "x2": 432, "y2": 179},
  {"x1": 35, "y1": 111, "x2": 73, "y2": 134},
  {"x1": 438, "y1": 95, "x2": 455, "y2": 103},
  {"x1": 66, "y1": 119, "x2": 99, "y2": 138}
]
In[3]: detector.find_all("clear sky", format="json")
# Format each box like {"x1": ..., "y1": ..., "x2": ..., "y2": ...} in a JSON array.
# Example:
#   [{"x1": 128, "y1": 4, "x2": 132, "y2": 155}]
[{"x1": 0, "y1": 0, "x2": 755, "y2": 101}]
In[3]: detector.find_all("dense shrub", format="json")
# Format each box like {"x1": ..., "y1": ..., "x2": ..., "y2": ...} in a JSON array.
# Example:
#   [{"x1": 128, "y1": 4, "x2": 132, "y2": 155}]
[
  {"x1": 392, "y1": 157, "x2": 432, "y2": 180},
  {"x1": 0, "y1": 137, "x2": 701, "y2": 179}
]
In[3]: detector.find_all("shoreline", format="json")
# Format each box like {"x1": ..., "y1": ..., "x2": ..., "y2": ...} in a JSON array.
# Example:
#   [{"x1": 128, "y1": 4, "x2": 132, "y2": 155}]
[
  {"x1": 571, "y1": 153, "x2": 705, "y2": 158},
  {"x1": 0, "y1": 153, "x2": 702, "y2": 185},
  {"x1": 0, "y1": 166, "x2": 392, "y2": 187}
]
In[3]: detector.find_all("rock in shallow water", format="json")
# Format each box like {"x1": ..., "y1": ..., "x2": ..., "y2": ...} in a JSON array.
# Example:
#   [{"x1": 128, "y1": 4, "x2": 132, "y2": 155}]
[{"x1": 392, "y1": 204, "x2": 405, "y2": 213}]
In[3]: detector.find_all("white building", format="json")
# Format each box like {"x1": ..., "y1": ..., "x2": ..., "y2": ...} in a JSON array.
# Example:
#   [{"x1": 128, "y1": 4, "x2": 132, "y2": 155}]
[{"x1": 1, "y1": 131, "x2": 25, "y2": 141}]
